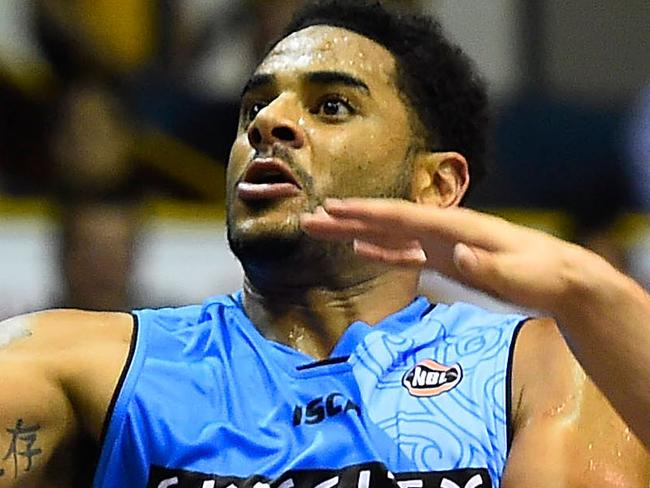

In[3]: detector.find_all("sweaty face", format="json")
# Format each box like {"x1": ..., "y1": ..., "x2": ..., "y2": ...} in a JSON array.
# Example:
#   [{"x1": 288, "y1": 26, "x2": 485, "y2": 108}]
[{"x1": 227, "y1": 25, "x2": 416, "y2": 263}]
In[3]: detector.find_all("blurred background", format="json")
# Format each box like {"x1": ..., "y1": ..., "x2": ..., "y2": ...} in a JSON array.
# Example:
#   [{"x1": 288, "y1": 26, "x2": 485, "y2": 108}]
[{"x1": 0, "y1": 0, "x2": 649, "y2": 318}]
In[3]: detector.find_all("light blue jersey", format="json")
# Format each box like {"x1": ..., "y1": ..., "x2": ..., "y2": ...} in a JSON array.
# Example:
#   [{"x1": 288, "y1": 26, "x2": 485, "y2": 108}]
[{"x1": 93, "y1": 292, "x2": 526, "y2": 488}]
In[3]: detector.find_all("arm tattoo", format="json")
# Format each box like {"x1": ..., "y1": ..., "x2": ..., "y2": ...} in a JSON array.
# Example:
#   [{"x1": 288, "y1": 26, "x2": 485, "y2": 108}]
[
  {"x1": 0, "y1": 319, "x2": 42, "y2": 478},
  {"x1": 0, "y1": 419, "x2": 42, "y2": 479},
  {"x1": 0, "y1": 317, "x2": 32, "y2": 349}
]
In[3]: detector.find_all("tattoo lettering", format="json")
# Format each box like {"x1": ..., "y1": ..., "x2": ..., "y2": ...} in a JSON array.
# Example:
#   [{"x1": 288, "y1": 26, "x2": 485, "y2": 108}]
[{"x1": 0, "y1": 419, "x2": 42, "y2": 479}]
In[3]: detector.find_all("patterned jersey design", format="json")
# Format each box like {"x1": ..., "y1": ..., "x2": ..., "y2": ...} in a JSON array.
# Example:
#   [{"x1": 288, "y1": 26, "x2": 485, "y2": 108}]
[{"x1": 92, "y1": 293, "x2": 525, "y2": 488}]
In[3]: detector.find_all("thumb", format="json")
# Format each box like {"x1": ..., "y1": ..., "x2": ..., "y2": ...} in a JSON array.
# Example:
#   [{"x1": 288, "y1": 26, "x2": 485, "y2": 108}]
[
  {"x1": 452, "y1": 242, "x2": 545, "y2": 311},
  {"x1": 453, "y1": 242, "x2": 500, "y2": 292}
]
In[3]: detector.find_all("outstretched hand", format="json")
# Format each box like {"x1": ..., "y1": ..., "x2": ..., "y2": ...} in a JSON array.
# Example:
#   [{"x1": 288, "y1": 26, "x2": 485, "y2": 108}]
[{"x1": 300, "y1": 198, "x2": 613, "y2": 316}]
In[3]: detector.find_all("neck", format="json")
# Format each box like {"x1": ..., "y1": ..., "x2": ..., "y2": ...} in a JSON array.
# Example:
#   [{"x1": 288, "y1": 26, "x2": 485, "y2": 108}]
[{"x1": 242, "y1": 268, "x2": 420, "y2": 360}]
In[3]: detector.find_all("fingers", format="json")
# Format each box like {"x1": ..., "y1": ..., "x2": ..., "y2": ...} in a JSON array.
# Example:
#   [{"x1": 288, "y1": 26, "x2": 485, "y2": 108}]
[
  {"x1": 452, "y1": 243, "x2": 546, "y2": 309},
  {"x1": 352, "y1": 239, "x2": 427, "y2": 267},
  {"x1": 352, "y1": 236, "x2": 463, "y2": 281},
  {"x1": 301, "y1": 198, "x2": 549, "y2": 302},
  {"x1": 300, "y1": 211, "x2": 378, "y2": 241},
  {"x1": 453, "y1": 243, "x2": 480, "y2": 275},
  {"x1": 300, "y1": 200, "x2": 512, "y2": 281},
  {"x1": 321, "y1": 198, "x2": 516, "y2": 251},
  {"x1": 303, "y1": 198, "x2": 576, "y2": 312},
  {"x1": 322, "y1": 198, "x2": 428, "y2": 235},
  {"x1": 453, "y1": 243, "x2": 499, "y2": 290},
  {"x1": 301, "y1": 206, "x2": 429, "y2": 266},
  {"x1": 301, "y1": 206, "x2": 415, "y2": 249},
  {"x1": 451, "y1": 243, "x2": 512, "y2": 301}
]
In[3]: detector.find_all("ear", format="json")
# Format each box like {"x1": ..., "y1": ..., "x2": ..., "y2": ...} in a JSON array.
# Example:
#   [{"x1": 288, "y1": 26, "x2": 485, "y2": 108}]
[{"x1": 411, "y1": 151, "x2": 470, "y2": 207}]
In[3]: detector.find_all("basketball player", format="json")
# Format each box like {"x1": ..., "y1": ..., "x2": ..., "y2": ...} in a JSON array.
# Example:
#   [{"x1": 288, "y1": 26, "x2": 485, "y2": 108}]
[{"x1": 1, "y1": 1, "x2": 649, "y2": 487}]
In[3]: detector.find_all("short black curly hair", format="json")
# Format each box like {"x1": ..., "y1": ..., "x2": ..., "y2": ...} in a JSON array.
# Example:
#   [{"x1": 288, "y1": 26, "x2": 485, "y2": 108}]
[{"x1": 282, "y1": 0, "x2": 488, "y2": 186}]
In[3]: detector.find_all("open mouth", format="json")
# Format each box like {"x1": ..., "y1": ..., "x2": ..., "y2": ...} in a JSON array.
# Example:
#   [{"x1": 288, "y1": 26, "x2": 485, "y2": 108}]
[{"x1": 237, "y1": 158, "x2": 302, "y2": 201}]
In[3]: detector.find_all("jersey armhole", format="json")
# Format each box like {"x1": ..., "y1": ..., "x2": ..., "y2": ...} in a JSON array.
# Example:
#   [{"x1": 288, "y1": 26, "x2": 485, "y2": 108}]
[
  {"x1": 505, "y1": 317, "x2": 531, "y2": 455},
  {"x1": 91, "y1": 312, "x2": 146, "y2": 487}
]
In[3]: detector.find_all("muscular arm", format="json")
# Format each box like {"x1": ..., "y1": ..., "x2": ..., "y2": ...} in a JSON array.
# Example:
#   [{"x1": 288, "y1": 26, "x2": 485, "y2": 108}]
[
  {"x1": 503, "y1": 318, "x2": 650, "y2": 486},
  {"x1": 550, "y1": 268, "x2": 650, "y2": 451},
  {"x1": 0, "y1": 315, "x2": 74, "y2": 487},
  {"x1": 0, "y1": 311, "x2": 133, "y2": 487},
  {"x1": 300, "y1": 198, "x2": 650, "y2": 449}
]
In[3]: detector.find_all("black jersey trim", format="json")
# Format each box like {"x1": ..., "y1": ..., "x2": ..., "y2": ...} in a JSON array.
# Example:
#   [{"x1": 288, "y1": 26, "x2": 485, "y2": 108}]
[
  {"x1": 94, "y1": 313, "x2": 139, "y2": 457},
  {"x1": 296, "y1": 356, "x2": 349, "y2": 371},
  {"x1": 506, "y1": 317, "x2": 530, "y2": 455},
  {"x1": 421, "y1": 302, "x2": 438, "y2": 317}
]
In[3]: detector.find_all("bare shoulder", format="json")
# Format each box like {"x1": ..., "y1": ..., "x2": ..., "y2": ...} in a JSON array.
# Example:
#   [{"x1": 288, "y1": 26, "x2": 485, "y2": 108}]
[
  {"x1": 509, "y1": 317, "x2": 577, "y2": 421},
  {"x1": 0, "y1": 311, "x2": 135, "y2": 487},
  {"x1": 1, "y1": 309, "x2": 133, "y2": 352},
  {"x1": 1, "y1": 310, "x2": 135, "y2": 439},
  {"x1": 504, "y1": 317, "x2": 650, "y2": 487}
]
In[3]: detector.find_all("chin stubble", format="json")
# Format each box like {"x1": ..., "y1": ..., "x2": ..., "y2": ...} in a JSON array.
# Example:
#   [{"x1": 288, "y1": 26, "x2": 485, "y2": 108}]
[{"x1": 227, "y1": 147, "x2": 415, "y2": 265}]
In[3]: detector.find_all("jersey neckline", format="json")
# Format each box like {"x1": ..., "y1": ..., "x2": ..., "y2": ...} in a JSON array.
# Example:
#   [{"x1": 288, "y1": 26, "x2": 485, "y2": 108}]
[{"x1": 226, "y1": 291, "x2": 438, "y2": 377}]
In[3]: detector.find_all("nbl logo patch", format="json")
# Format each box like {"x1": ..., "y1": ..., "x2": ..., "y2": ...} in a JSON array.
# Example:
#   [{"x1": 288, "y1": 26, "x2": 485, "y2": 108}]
[{"x1": 402, "y1": 359, "x2": 463, "y2": 397}]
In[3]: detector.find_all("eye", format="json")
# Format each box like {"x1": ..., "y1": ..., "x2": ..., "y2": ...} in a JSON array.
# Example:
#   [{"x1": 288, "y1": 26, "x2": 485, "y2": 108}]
[
  {"x1": 246, "y1": 102, "x2": 267, "y2": 122},
  {"x1": 314, "y1": 96, "x2": 355, "y2": 120}
]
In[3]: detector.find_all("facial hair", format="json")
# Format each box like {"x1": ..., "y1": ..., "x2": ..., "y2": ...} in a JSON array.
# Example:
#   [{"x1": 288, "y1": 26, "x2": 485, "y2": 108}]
[
  {"x1": 226, "y1": 146, "x2": 415, "y2": 271},
  {"x1": 226, "y1": 144, "x2": 319, "y2": 265}
]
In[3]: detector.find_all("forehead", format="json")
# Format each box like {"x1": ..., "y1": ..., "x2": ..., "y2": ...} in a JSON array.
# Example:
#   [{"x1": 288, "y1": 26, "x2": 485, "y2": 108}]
[{"x1": 256, "y1": 25, "x2": 397, "y2": 86}]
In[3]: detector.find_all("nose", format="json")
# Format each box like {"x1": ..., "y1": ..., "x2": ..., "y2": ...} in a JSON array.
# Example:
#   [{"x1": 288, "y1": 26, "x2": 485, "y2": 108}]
[{"x1": 247, "y1": 99, "x2": 305, "y2": 150}]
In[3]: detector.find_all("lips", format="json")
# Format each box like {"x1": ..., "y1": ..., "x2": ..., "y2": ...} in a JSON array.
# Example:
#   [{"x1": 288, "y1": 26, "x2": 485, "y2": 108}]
[{"x1": 237, "y1": 158, "x2": 302, "y2": 201}]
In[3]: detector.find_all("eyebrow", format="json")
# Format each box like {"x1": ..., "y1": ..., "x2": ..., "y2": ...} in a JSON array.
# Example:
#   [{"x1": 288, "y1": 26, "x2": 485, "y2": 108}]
[
  {"x1": 241, "y1": 70, "x2": 371, "y2": 98},
  {"x1": 241, "y1": 73, "x2": 276, "y2": 98},
  {"x1": 306, "y1": 71, "x2": 370, "y2": 94}
]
